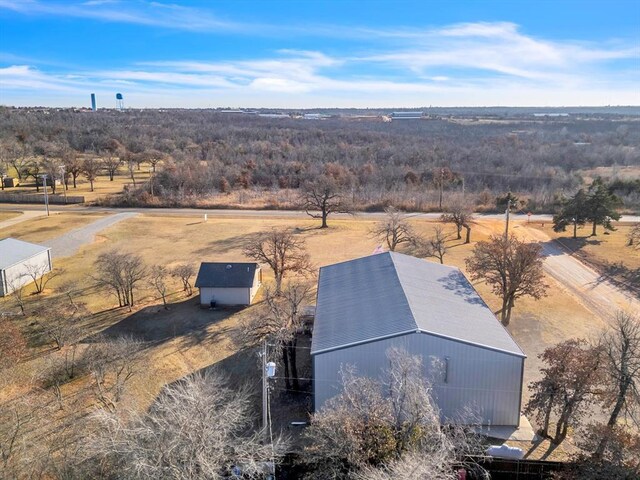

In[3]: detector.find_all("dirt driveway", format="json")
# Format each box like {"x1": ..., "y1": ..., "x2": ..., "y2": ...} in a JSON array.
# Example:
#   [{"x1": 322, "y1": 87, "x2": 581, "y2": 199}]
[{"x1": 521, "y1": 225, "x2": 639, "y2": 321}]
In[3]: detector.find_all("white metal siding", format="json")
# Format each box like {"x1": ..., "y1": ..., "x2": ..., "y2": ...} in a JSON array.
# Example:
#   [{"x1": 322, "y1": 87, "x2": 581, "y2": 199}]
[
  {"x1": 200, "y1": 287, "x2": 250, "y2": 306},
  {"x1": 0, "y1": 250, "x2": 51, "y2": 296},
  {"x1": 248, "y1": 268, "x2": 261, "y2": 303},
  {"x1": 313, "y1": 332, "x2": 523, "y2": 426}
]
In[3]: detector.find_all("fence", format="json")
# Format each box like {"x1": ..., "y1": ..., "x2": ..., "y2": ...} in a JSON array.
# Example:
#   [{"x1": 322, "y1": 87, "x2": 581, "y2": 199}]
[
  {"x1": 464, "y1": 457, "x2": 567, "y2": 480},
  {"x1": 0, "y1": 193, "x2": 85, "y2": 204}
]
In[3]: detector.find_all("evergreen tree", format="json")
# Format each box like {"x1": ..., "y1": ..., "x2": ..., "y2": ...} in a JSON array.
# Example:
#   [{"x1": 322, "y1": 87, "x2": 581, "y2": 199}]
[
  {"x1": 553, "y1": 189, "x2": 589, "y2": 238},
  {"x1": 585, "y1": 178, "x2": 621, "y2": 236}
]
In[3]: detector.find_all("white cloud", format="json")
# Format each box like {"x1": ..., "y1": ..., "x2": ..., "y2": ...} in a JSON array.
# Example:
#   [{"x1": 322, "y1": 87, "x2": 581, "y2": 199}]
[{"x1": 0, "y1": 20, "x2": 638, "y2": 107}]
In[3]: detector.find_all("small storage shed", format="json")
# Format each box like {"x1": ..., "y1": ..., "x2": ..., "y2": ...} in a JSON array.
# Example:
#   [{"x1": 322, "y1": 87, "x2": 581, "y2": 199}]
[
  {"x1": 311, "y1": 252, "x2": 526, "y2": 427},
  {"x1": 194, "y1": 262, "x2": 261, "y2": 306},
  {"x1": 0, "y1": 238, "x2": 52, "y2": 296}
]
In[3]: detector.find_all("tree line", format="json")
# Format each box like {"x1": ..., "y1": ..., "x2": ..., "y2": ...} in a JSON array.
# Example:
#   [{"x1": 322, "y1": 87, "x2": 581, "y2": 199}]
[{"x1": 1, "y1": 107, "x2": 638, "y2": 211}]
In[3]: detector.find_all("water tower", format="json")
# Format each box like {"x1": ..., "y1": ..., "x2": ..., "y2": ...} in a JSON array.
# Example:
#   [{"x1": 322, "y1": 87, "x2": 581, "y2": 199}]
[
  {"x1": 116, "y1": 93, "x2": 124, "y2": 111},
  {"x1": 90, "y1": 93, "x2": 97, "y2": 111}
]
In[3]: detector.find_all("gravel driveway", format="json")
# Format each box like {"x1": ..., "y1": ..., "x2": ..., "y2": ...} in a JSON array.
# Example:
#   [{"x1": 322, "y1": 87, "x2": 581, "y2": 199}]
[
  {"x1": 42, "y1": 212, "x2": 138, "y2": 258},
  {"x1": 523, "y1": 226, "x2": 640, "y2": 320}
]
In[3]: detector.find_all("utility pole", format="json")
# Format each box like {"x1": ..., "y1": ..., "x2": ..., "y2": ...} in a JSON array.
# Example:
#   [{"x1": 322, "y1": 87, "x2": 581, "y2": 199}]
[
  {"x1": 439, "y1": 168, "x2": 444, "y2": 211},
  {"x1": 41, "y1": 174, "x2": 50, "y2": 216},
  {"x1": 504, "y1": 198, "x2": 511, "y2": 237},
  {"x1": 59, "y1": 166, "x2": 67, "y2": 204},
  {"x1": 262, "y1": 339, "x2": 268, "y2": 431}
]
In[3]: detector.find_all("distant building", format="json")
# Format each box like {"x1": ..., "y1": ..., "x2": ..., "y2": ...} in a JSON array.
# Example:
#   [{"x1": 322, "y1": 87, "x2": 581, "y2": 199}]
[
  {"x1": 0, "y1": 238, "x2": 52, "y2": 296},
  {"x1": 532, "y1": 113, "x2": 569, "y2": 117},
  {"x1": 311, "y1": 252, "x2": 526, "y2": 427},
  {"x1": 391, "y1": 111, "x2": 423, "y2": 119},
  {"x1": 303, "y1": 113, "x2": 323, "y2": 120},
  {"x1": 194, "y1": 262, "x2": 262, "y2": 306}
]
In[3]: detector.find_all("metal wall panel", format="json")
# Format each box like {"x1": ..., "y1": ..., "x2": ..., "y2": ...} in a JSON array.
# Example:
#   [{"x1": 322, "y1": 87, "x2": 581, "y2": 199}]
[
  {"x1": 1, "y1": 251, "x2": 52, "y2": 296},
  {"x1": 199, "y1": 287, "x2": 250, "y2": 306},
  {"x1": 313, "y1": 332, "x2": 523, "y2": 426}
]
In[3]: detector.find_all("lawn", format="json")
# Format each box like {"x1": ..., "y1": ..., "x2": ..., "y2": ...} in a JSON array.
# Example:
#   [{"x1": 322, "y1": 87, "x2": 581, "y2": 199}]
[{"x1": 0, "y1": 213, "x2": 609, "y2": 465}]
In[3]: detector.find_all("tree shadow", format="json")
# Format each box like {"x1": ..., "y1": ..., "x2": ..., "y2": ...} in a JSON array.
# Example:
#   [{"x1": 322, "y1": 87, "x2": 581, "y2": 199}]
[
  {"x1": 193, "y1": 231, "x2": 263, "y2": 256},
  {"x1": 553, "y1": 236, "x2": 602, "y2": 254},
  {"x1": 540, "y1": 441, "x2": 561, "y2": 460},
  {"x1": 437, "y1": 271, "x2": 487, "y2": 306},
  {"x1": 84, "y1": 297, "x2": 239, "y2": 345},
  {"x1": 594, "y1": 262, "x2": 640, "y2": 296}
]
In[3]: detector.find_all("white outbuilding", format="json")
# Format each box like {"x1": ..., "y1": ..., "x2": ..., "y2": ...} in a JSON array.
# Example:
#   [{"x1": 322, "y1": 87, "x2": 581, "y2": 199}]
[
  {"x1": 311, "y1": 252, "x2": 526, "y2": 427},
  {"x1": 0, "y1": 238, "x2": 52, "y2": 296},
  {"x1": 194, "y1": 262, "x2": 262, "y2": 307}
]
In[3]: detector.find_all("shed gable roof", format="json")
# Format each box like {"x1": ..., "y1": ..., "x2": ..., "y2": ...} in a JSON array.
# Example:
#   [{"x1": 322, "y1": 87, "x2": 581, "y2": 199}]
[
  {"x1": 194, "y1": 262, "x2": 259, "y2": 288},
  {"x1": 311, "y1": 252, "x2": 525, "y2": 357},
  {"x1": 0, "y1": 238, "x2": 50, "y2": 270}
]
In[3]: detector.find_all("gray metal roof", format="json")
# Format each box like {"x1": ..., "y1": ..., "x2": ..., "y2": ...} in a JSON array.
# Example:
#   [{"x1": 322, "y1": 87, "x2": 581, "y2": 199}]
[
  {"x1": 0, "y1": 238, "x2": 51, "y2": 270},
  {"x1": 194, "y1": 262, "x2": 259, "y2": 288},
  {"x1": 311, "y1": 252, "x2": 525, "y2": 357}
]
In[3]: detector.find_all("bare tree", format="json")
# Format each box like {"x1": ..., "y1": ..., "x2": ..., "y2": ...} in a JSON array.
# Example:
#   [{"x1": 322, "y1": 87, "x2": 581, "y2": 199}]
[
  {"x1": 237, "y1": 282, "x2": 314, "y2": 390},
  {"x1": 0, "y1": 314, "x2": 27, "y2": 370},
  {"x1": 7, "y1": 279, "x2": 27, "y2": 315},
  {"x1": 24, "y1": 264, "x2": 62, "y2": 294},
  {"x1": 42, "y1": 155, "x2": 64, "y2": 195},
  {"x1": 466, "y1": 234, "x2": 547, "y2": 325},
  {"x1": 303, "y1": 348, "x2": 484, "y2": 478},
  {"x1": 140, "y1": 148, "x2": 165, "y2": 172},
  {"x1": 127, "y1": 157, "x2": 137, "y2": 186},
  {"x1": 414, "y1": 225, "x2": 450, "y2": 264},
  {"x1": 243, "y1": 228, "x2": 313, "y2": 294},
  {"x1": 431, "y1": 166, "x2": 460, "y2": 211},
  {"x1": 83, "y1": 157, "x2": 100, "y2": 192},
  {"x1": 628, "y1": 223, "x2": 640, "y2": 249},
  {"x1": 85, "y1": 336, "x2": 141, "y2": 411},
  {"x1": 36, "y1": 301, "x2": 85, "y2": 344},
  {"x1": 171, "y1": 263, "x2": 195, "y2": 296},
  {"x1": 369, "y1": 207, "x2": 415, "y2": 251},
  {"x1": 93, "y1": 251, "x2": 147, "y2": 310},
  {"x1": 88, "y1": 370, "x2": 289, "y2": 478},
  {"x1": 593, "y1": 311, "x2": 640, "y2": 459},
  {"x1": 101, "y1": 151, "x2": 122, "y2": 181},
  {"x1": 525, "y1": 339, "x2": 603, "y2": 444},
  {"x1": 149, "y1": 265, "x2": 170, "y2": 309},
  {"x1": 441, "y1": 201, "x2": 474, "y2": 244},
  {"x1": 62, "y1": 150, "x2": 83, "y2": 188},
  {"x1": 300, "y1": 176, "x2": 351, "y2": 228}
]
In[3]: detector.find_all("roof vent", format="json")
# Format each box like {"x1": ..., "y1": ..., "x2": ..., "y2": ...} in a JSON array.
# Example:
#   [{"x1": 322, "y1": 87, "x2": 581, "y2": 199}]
[{"x1": 226, "y1": 264, "x2": 232, "y2": 269}]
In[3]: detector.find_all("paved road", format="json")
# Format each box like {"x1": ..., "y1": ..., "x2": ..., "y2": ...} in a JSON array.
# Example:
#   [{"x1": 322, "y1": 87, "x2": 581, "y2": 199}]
[
  {"x1": 523, "y1": 226, "x2": 640, "y2": 320},
  {"x1": 1, "y1": 204, "x2": 638, "y2": 223},
  {"x1": 41, "y1": 212, "x2": 138, "y2": 259}
]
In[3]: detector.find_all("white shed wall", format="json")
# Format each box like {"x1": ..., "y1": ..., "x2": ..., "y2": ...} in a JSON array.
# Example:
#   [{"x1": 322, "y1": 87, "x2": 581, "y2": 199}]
[
  {"x1": 0, "y1": 250, "x2": 52, "y2": 297},
  {"x1": 313, "y1": 332, "x2": 523, "y2": 426},
  {"x1": 200, "y1": 287, "x2": 250, "y2": 306}
]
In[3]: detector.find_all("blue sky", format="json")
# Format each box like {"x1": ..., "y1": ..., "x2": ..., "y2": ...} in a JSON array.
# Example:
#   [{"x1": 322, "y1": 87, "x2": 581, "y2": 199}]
[{"x1": 0, "y1": 0, "x2": 639, "y2": 108}]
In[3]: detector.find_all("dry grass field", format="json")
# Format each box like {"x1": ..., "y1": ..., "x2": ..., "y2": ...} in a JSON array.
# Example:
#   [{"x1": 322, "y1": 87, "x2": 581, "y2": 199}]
[
  {"x1": 0, "y1": 213, "x2": 616, "y2": 464},
  {"x1": 0, "y1": 211, "x2": 109, "y2": 244},
  {"x1": 529, "y1": 221, "x2": 640, "y2": 299},
  {"x1": 0, "y1": 210, "x2": 21, "y2": 222},
  {"x1": 530, "y1": 221, "x2": 640, "y2": 270}
]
